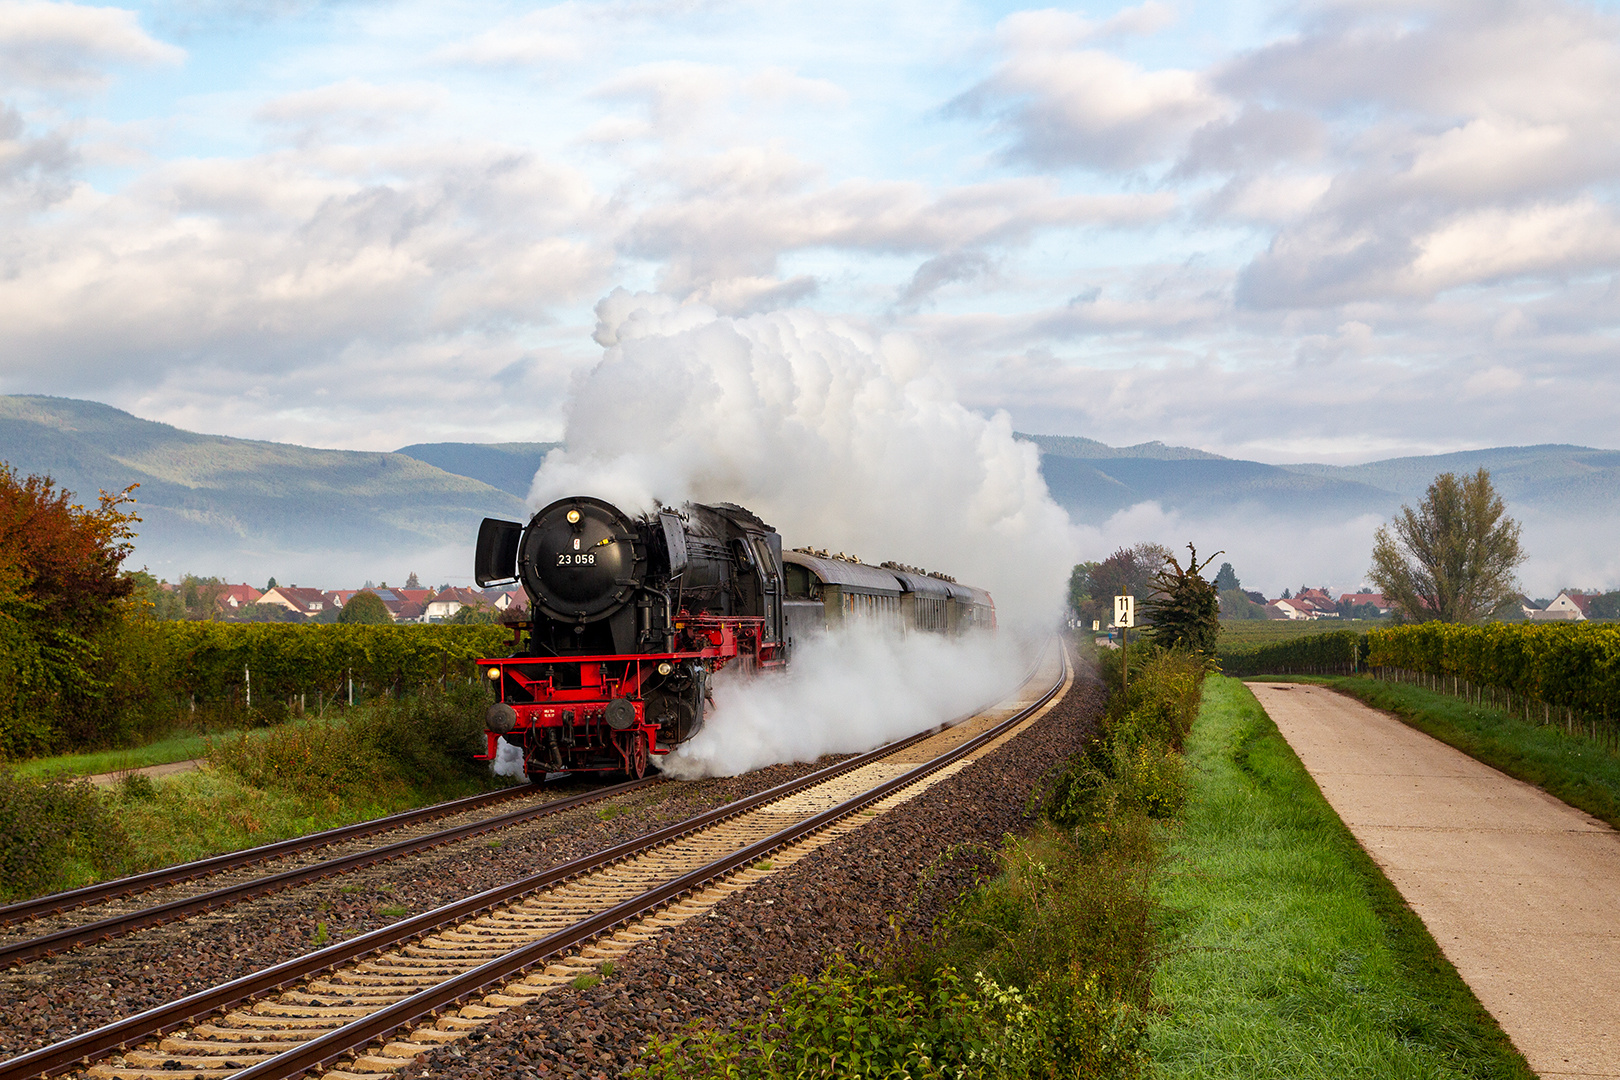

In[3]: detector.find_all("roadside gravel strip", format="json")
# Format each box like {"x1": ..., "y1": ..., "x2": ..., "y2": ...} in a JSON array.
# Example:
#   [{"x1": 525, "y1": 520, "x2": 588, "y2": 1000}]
[
  {"x1": 388, "y1": 675, "x2": 1100, "y2": 1080},
  {"x1": 0, "y1": 763, "x2": 840, "y2": 1060}
]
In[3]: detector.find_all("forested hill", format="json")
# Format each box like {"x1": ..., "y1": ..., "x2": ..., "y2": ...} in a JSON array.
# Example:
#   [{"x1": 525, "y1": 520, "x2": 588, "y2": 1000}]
[
  {"x1": 1276, "y1": 445, "x2": 1620, "y2": 511},
  {"x1": 394, "y1": 441, "x2": 557, "y2": 498},
  {"x1": 0, "y1": 396, "x2": 527, "y2": 581},
  {"x1": 1014, "y1": 432, "x2": 1620, "y2": 523}
]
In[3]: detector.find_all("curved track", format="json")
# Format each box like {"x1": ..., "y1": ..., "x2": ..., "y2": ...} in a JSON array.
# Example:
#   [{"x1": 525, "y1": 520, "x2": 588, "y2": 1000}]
[
  {"x1": 0, "y1": 778, "x2": 662, "y2": 968},
  {"x1": 0, "y1": 640, "x2": 1069, "y2": 1080}
]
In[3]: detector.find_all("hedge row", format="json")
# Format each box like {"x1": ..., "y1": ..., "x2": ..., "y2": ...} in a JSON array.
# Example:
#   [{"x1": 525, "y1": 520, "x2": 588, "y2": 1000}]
[
  {"x1": 1, "y1": 621, "x2": 516, "y2": 757},
  {"x1": 1366, "y1": 623, "x2": 1620, "y2": 719},
  {"x1": 138, "y1": 621, "x2": 514, "y2": 703},
  {"x1": 1216, "y1": 629, "x2": 1368, "y2": 677}
]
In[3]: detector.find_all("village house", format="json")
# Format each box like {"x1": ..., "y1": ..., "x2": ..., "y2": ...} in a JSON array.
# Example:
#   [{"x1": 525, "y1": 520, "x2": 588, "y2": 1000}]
[
  {"x1": 256, "y1": 585, "x2": 328, "y2": 618},
  {"x1": 1265, "y1": 598, "x2": 1312, "y2": 620},
  {"x1": 1337, "y1": 591, "x2": 1391, "y2": 614},
  {"x1": 214, "y1": 583, "x2": 262, "y2": 613},
  {"x1": 482, "y1": 587, "x2": 527, "y2": 614},
  {"x1": 423, "y1": 586, "x2": 488, "y2": 622},
  {"x1": 1532, "y1": 591, "x2": 1592, "y2": 621}
]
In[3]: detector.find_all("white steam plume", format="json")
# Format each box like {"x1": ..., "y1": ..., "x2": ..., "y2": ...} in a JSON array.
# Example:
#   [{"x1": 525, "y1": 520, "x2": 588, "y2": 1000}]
[
  {"x1": 530, "y1": 289, "x2": 1078, "y2": 630},
  {"x1": 490, "y1": 739, "x2": 526, "y2": 779},
  {"x1": 659, "y1": 626, "x2": 1026, "y2": 779}
]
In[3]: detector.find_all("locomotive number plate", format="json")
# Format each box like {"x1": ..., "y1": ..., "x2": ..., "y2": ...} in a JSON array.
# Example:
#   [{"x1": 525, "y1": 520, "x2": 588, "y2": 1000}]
[{"x1": 556, "y1": 552, "x2": 597, "y2": 566}]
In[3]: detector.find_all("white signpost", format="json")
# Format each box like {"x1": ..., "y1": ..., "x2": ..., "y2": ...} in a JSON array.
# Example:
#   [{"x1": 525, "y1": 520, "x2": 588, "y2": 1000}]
[{"x1": 1114, "y1": 595, "x2": 1135, "y2": 691}]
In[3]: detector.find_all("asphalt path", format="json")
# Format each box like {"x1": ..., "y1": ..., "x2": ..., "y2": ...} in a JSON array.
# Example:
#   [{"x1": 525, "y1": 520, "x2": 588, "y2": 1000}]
[{"x1": 1250, "y1": 682, "x2": 1620, "y2": 1079}]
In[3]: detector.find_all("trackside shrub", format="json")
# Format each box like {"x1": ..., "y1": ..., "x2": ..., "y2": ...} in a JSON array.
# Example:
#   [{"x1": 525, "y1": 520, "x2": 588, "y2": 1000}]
[
  {"x1": 1093, "y1": 646, "x2": 1205, "y2": 751},
  {"x1": 0, "y1": 770, "x2": 127, "y2": 901},
  {"x1": 634, "y1": 950, "x2": 1146, "y2": 1080},
  {"x1": 208, "y1": 680, "x2": 494, "y2": 804}
]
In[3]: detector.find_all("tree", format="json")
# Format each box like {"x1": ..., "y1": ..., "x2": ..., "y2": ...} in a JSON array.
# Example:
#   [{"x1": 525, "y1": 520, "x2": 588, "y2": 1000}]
[
  {"x1": 1369, "y1": 469, "x2": 1524, "y2": 624},
  {"x1": 1067, "y1": 561, "x2": 1100, "y2": 621},
  {"x1": 0, "y1": 466, "x2": 140, "y2": 754},
  {"x1": 1069, "y1": 544, "x2": 1169, "y2": 628},
  {"x1": 265, "y1": 576, "x2": 277, "y2": 590},
  {"x1": 235, "y1": 602, "x2": 303, "y2": 623},
  {"x1": 126, "y1": 570, "x2": 186, "y2": 620},
  {"x1": 1144, "y1": 543, "x2": 1222, "y2": 652},
  {"x1": 1213, "y1": 562, "x2": 1240, "y2": 592},
  {"x1": 180, "y1": 575, "x2": 227, "y2": 620},
  {"x1": 338, "y1": 589, "x2": 393, "y2": 625},
  {"x1": 405, "y1": 571, "x2": 422, "y2": 589},
  {"x1": 1219, "y1": 588, "x2": 1266, "y2": 620},
  {"x1": 449, "y1": 604, "x2": 496, "y2": 624},
  {"x1": 1590, "y1": 591, "x2": 1620, "y2": 621}
]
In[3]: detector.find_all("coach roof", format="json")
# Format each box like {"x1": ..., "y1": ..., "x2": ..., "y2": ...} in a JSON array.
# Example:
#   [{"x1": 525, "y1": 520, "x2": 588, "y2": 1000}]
[{"x1": 783, "y1": 550, "x2": 904, "y2": 596}]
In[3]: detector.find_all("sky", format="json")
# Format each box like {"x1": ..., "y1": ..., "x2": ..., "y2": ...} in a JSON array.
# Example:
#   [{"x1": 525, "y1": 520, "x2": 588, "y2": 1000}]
[{"x1": 3, "y1": 0, "x2": 1619, "y2": 469}]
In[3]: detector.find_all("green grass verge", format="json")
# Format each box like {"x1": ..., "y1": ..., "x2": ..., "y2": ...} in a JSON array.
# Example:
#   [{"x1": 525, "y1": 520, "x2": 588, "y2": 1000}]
[
  {"x1": 1, "y1": 683, "x2": 515, "y2": 901},
  {"x1": 1149, "y1": 676, "x2": 1532, "y2": 1079},
  {"x1": 10, "y1": 730, "x2": 217, "y2": 779},
  {"x1": 102, "y1": 764, "x2": 504, "y2": 882},
  {"x1": 1270, "y1": 675, "x2": 1620, "y2": 832}
]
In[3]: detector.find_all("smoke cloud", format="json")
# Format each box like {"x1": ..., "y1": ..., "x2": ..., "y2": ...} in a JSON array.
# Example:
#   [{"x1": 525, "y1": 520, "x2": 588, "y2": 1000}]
[
  {"x1": 490, "y1": 738, "x2": 526, "y2": 779},
  {"x1": 659, "y1": 626, "x2": 1027, "y2": 779},
  {"x1": 531, "y1": 289, "x2": 1079, "y2": 629}
]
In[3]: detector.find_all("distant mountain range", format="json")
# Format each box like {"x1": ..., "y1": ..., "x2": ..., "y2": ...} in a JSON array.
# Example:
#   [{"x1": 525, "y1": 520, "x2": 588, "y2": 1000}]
[
  {"x1": 0, "y1": 396, "x2": 529, "y2": 581},
  {"x1": 1016, "y1": 433, "x2": 1620, "y2": 522},
  {"x1": 1, "y1": 394, "x2": 1612, "y2": 582}
]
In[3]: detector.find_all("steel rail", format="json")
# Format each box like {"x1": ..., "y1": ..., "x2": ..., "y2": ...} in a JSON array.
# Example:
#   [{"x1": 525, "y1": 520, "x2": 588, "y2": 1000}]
[
  {"x1": 234, "y1": 645, "x2": 1070, "y2": 1080},
  {"x1": 0, "y1": 776, "x2": 663, "y2": 968},
  {"x1": 0, "y1": 646, "x2": 1065, "y2": 1080},
  {"x1": 0, "y1": 784, "x2": 547, "y2": 928}
]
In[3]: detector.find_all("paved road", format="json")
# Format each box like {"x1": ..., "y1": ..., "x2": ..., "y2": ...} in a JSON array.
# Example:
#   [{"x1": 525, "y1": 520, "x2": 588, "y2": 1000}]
[{"x1": 1250, "y1": 682, "x2": 1620, "y2": 1079}]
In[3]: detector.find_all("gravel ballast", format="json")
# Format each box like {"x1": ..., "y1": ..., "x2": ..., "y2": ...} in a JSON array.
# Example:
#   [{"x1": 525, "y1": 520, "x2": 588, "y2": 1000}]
[
  {"x1": 0, "y1": 760, "x2": 843, "y2": 1059},
  {"x1": 394, "y1": 673, "x2": 1102, "y2": 1080}
]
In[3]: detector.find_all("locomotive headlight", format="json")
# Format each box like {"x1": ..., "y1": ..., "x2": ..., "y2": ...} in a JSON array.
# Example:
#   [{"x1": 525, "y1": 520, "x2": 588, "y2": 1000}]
[
  {"x1": 485, "y1": 667, "x2": 501, "y2": 681},
  {"x1": 657, "y1": 662, "x2": 672, "y2": 675},
  {"x1": 566, "y1": 509, "x2": 582, "y2": 524}
]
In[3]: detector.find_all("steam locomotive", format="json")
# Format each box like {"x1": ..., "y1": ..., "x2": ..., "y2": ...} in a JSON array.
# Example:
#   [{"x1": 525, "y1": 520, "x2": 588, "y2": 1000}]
[{"x1": 472, "y1": 496, "x2": 994, "y2": 781}]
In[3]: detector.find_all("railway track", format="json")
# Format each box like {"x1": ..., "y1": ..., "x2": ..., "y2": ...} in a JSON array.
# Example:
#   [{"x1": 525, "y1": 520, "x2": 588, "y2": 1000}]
[
  {"x1": 0, "y1": 640, "x2": 1069, "y2": 1080},
  {"x1": 0, "y1": 778, "x2": 663, "y2": 968}
]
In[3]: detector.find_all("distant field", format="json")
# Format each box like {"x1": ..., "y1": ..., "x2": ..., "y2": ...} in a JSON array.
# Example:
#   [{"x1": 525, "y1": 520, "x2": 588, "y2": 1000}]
[{"x1": 1218, "y1": 619, "x2": 1387, "y2": 647}]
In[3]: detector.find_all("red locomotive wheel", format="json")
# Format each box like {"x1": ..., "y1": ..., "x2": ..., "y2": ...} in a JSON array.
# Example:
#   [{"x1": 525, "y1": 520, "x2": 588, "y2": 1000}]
[{"x1": 630, "y1": 732, "x2": 648, "y2": 780}]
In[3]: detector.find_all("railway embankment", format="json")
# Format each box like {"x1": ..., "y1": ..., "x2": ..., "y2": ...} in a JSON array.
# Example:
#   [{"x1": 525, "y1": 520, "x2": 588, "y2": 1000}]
[
  {"x1": 384, "y1": 663, "x2": 1108, "y2": 1079},
  {"x1": 0, "y1": 759, "x2": 838, "y2": 1061}
]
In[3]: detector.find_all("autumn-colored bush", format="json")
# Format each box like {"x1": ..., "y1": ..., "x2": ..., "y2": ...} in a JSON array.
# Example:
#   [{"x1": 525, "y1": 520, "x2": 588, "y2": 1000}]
[{"x1": 0, "y1": 466, "x2": 138, "y2": 758}]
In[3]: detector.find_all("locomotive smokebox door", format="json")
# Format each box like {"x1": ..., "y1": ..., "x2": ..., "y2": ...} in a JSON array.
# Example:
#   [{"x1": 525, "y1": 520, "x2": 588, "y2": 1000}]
[{"x1": 522, "y1": 497, "x2": 647, "y2": 622}]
